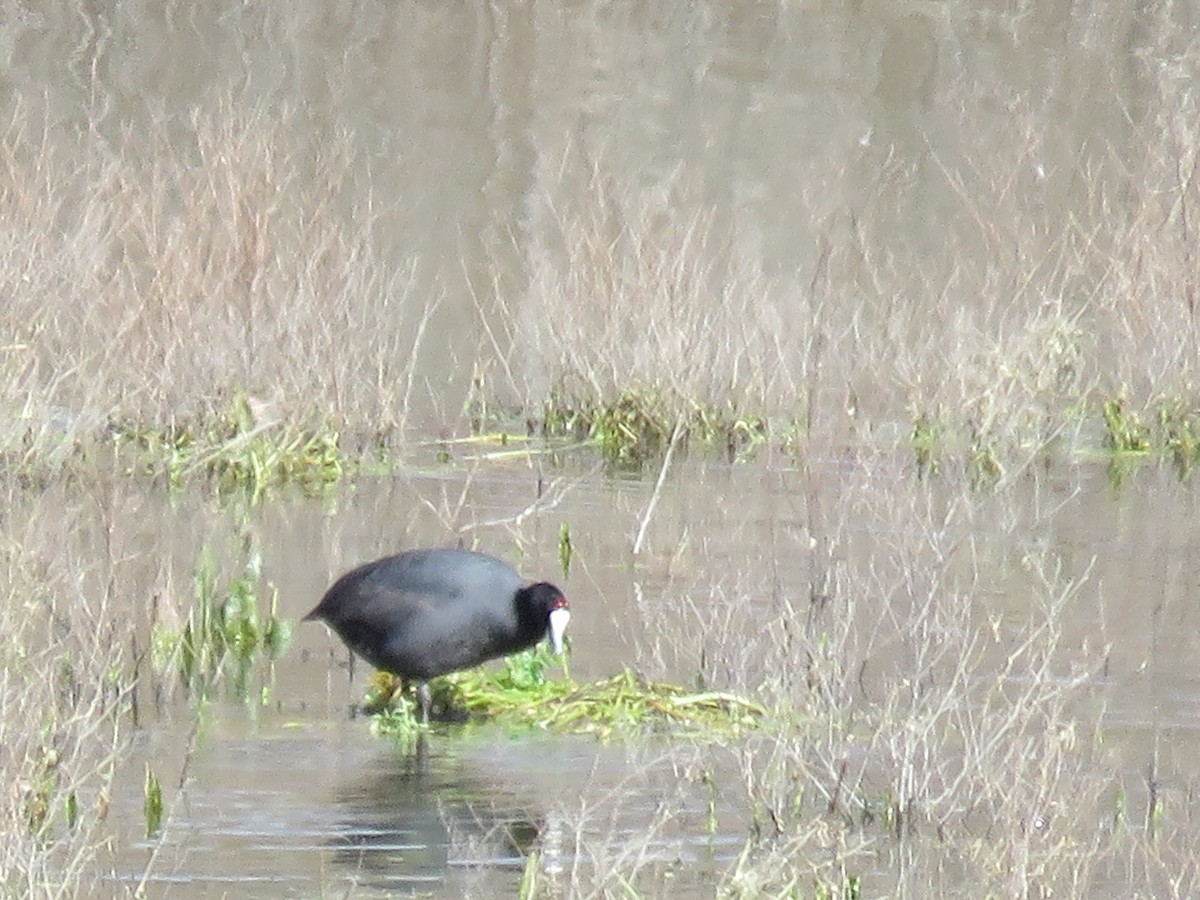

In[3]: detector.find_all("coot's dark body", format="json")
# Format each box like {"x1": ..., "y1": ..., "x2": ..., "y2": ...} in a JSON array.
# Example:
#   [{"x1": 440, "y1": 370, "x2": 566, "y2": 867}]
[{"x1": 305, "y1": 548, "x2": 570, "y2": 689}]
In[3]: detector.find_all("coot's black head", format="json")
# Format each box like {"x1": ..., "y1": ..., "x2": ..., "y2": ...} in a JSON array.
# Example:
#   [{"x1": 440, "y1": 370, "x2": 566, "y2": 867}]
[{"x1": 518, "y1": 581, "x2": 570, "y2": 654}]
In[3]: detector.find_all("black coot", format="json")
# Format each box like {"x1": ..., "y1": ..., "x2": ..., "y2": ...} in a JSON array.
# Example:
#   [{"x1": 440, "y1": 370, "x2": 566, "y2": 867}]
[{"x1": 305, "y1": 548, "x2": 570, "y2": 719}]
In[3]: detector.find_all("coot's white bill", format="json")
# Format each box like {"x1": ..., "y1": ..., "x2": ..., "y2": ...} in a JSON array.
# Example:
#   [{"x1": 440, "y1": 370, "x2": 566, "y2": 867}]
[{"x1": 548, "y1": 607, "x2": 570, "y2": 654}]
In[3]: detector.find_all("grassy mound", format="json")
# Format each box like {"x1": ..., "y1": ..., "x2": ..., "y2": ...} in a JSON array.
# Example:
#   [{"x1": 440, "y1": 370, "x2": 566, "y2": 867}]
[{"x1": 366, "y1": 649, "x2": 765, "y2": 740}]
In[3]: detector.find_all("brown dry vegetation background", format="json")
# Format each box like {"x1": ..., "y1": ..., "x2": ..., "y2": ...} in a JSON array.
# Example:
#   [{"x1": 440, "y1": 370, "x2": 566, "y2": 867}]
[
  {"x1": 3, "y1": 9, "x2": 1200, "y2": 898},
  {"x1": 2, "y1": 73, "x2": 1200, "y2": 467}
]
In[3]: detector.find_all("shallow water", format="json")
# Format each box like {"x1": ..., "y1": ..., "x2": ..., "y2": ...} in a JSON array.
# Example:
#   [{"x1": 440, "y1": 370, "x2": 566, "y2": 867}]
[
  {"x1": 69, "y1": 449, "x2": 1200, "y2": 896},
  {"x1": 112, "y1": 720, "x2": 617, "y2": 897},
  {"x1": 99, "y1": 454, "x2": 736, "y2": 897}
]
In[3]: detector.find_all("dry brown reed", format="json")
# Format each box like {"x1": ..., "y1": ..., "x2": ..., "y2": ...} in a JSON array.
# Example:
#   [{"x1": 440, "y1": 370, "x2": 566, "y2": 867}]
[
  {"x1": 479, "y1": 105, "x2": 1200, "y2": 888},
  {"x1": 586, "y1": 451, "x2": 1200, "y2": 897},
  {"x1": 485, "y1": 69, "x2": 1200, "y2": 474},
  {"x1": 0, "y1": 100, "x2": 434, "y2": 471},
  {"x1": 4, "y1": 72, "x2": 1200, "y2": 475},
  {"x1": 506, "y1": 169, "x2": 808, "y2": 424},
  {"x1": 0, "y1": 478, "x2": 132, "y2": 897}
]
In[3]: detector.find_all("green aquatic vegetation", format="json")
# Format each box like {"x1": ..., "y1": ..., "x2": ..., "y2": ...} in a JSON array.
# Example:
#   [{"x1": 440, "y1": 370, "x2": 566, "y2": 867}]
[
  {"x1": 558, "y1": 521, "x2": 573, "y2": 578},
  {"x1": 208, "y1": 423, "x2": 343, "y2": 501},
  {"x1": 540, "y1": 388, "x2": 669, "y2": 465},
  {"x1": 814, "y1": 873, "x2": 863, "y2": 900},
  {"x1": 143, "y1": 765, "x2": 163, "y2": 837},
  {"x1": 153, "y1": 545, "x2": 291, "y2": 700},
  {"x1": 1101, "y1": 396, "x2": 1151, "y2": 454},
  {"x1": 590, "y1": 390, "x2": 673, "y2": 464},
  {"x1": 541, "y1": 388, "x2": 769, "y2": 467},
  {"x1": 361, "y1": 670, "x2": 412, "y2": 716},
  {"x1": 22, "y1": 745, "x2": 60, "y2": 838},
  {"x1": 690, "y1": 405, "x2": 769, "y2": 459},
  {"x1": 198, "y1": 393, "x2": 344, "y2": 500},
  {"x1": 967, "y1": 423, "x2": 1003, "y2": 489},
  {"x1": 369, "y1": 647, "x2": 765, "y2": 739},
  {"x1": 910, "y1": 412, "x2": 941, "y2": 477},
  {"x1": 538, "y1": 390, "x2": 589, "y2": 442},
  {"x1": 368, "y1": 696, "x2": 423, "y2": 745},
  {"x1": 116, "y1": 392, "x2": 344, "y2": 500},
  {"x1": 1157, "y1": 398, "x2": 1200, "y2": 478}
]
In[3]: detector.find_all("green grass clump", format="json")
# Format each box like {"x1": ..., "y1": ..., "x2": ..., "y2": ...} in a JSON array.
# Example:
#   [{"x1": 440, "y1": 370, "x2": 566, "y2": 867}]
[
  {"x1": 143, "y1": 765, "x2": 164, "y2": 838},
  {"x1": 1102, "y1": 396, "x2": 1151, "y2": 454},
  {"x1": 967, "y1": 421, "x2": 1004, "y2": 489},
  {"x1": 585, "y1": 389, "x2": 672, "y2": 464},
  {"x1": 368, "y1": 698, "x2": 424, "y2": 746},
  {"x1": 689, "y1": 405, "x2": 768, "y2": 458},
  {"x1": 541, "y1": 388, "x2": 768, "y2": 467},
  {"x1": 370, "y1": 648, "x2": 765, "y2": 740},
  {"x1": 910, "y1": 411, "x2": 942, "y2": 477},
  {"x1": 152, "y1": 544, "x2": 291, "y2": 700},
  {"x1": 116, "y1": 392, "x2": 343, "y2": 500},
  {"x1": 1157, "y1": 398, "x2": 1200, "y2": 477}
]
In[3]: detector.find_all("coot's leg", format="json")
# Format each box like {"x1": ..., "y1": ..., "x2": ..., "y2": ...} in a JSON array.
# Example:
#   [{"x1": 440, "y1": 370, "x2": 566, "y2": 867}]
[{"x1": 416, "y1": 681, "x2": 432, "y2": 724}]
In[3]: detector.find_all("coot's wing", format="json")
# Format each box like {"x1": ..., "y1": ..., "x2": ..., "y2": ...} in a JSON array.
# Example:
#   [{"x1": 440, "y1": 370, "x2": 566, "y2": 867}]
[
  {"x1": 379, "y1": 586, "x2": 522, "y2": 678},
  {"x1": 320, "y1": 581, "x2": 435, "y2": 674},
  {"x1": 366, "y1": 549, "x2": 523, "y2": 602}
]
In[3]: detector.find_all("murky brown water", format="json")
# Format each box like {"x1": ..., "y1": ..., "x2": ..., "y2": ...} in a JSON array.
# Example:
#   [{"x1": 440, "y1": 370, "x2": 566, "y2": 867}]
[
  {"x1": 5, "y1": 0, "x2": 1200, "y2": 895},
  {"x1": 96, "y1": 454, "x2": 749, "y2": 897},
  {"x1": 62, "y1": 450, "x2": 1199, "y2": 896}
]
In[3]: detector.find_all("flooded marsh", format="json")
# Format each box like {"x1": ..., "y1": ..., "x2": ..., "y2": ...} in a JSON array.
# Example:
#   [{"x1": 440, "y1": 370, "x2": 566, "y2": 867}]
[
  {"x1": 3, "y1": 1, "x2": 1200, "y2": 897},
  {"x1": 5, "y1": 454, "x2": 1200, "y2": 896}
]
